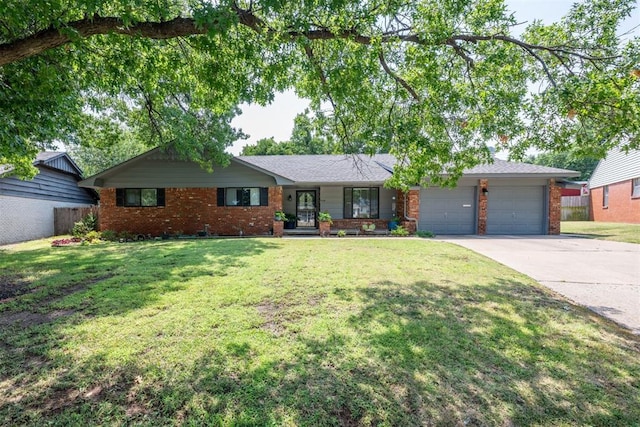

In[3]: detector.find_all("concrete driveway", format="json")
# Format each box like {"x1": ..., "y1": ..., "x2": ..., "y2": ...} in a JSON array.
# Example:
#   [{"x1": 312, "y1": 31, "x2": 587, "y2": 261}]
[{"x1": 436, "y1": 235, "x2": 640, "y2": 334}]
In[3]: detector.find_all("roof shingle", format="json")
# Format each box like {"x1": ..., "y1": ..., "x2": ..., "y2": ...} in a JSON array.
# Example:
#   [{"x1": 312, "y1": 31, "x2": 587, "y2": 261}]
[{"x1": 237, "y1": 154, "x2": 578, "y2": 183}]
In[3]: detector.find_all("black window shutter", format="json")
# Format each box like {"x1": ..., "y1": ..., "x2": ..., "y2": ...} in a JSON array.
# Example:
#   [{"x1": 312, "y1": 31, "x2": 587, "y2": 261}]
[
  {"x1": 116, "y1": 188, "x2": 124, "y2": 206},
  {"x1": 217, "y1": 188, "x2": 225, "y2": 206},
  {"x1": 344, "y1": 187, "x2": 353, "y2": 218},
  {"x1": 260, "y1": 187, "x2": 269, "y2": 206},
  {"x1": 371, "y1": 187, "x2": 379, "y2": 218},
  {"x1": 157, "y1": 188, "x2": 165, "y2": 207}
]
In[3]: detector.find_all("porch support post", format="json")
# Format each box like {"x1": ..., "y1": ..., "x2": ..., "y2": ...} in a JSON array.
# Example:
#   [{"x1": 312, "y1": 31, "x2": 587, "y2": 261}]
[
  {"x1": 478, "y1": 179, "x2": 488, "y2": 235},
  {"x1": 271, "y1": 185, "x2": 284, "y2": 237},
  {"x1": 548, "y1": 179, "x2": 561, "y2": 235}
]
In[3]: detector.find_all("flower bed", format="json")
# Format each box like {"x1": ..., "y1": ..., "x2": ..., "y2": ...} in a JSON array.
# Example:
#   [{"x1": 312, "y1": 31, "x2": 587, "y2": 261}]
[{"x1": 51, "y1": 237, "x2": 82, "y2": 247}]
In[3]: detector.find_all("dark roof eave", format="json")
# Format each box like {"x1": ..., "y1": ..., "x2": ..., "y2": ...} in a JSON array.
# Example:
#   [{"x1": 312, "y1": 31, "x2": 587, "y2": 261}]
[
  {"x1": 460, "y1": 172, "x2": 581, "y2": 179},
  {"x1": 282, "y1": 180, "x2": 391, "y2": 187}
]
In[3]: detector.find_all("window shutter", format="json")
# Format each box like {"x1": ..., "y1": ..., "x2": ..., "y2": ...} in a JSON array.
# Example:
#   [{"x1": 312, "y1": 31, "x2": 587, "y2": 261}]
[
  {"x1": 116, "y1": 188, "x2": 124, "y2": 207},
  {"x1": 157, "y1": 188, "x2": 165, "y2": 207},
  {"x1": 344, "y1": 187, "x2": 353, "y2": 218},
  {"x1": 217, "y1": 188, "x2": 225, "y2": 206},
  {"x1": 260, "y1": 187, "x2": 269, "y2": 206},
  {"x1": 371, "y1": 187, "x2": 379, "y2": 218}
]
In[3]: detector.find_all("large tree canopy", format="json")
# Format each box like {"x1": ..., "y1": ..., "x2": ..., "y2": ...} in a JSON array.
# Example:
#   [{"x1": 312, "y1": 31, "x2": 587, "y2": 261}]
[{"x1": 1, "y1": 0, "x2": 638, "y2": 186}]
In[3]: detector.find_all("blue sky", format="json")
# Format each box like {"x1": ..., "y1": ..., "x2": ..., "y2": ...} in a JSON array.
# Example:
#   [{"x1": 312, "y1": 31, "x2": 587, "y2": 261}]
[{"x1": 229, "y1": 0, "x2": 640, "y2": 154}]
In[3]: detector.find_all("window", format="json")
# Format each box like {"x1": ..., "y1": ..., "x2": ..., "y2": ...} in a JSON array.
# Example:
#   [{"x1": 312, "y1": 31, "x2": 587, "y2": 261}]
[
  {"x1": 116, "y1": 188, "x2": 165, "y2": 207},
  {"x1": 217, "y1": 188, "x2": 268, "y2": 207},
  {"x1": 603, "y1": 185, "x2": 609, "y2": 208},
  {"x1": 633, "y1": 178, "x2": 640, "y2": 198},
  {"x1": 344, "y1": 187, "x2": 379, "y2": 219}
]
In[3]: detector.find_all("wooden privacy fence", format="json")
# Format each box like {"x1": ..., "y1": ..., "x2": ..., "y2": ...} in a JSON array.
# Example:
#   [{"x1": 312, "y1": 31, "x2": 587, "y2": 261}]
[
  {"x1": 54, "y1": 206, "x2": 99, "y2": 235},
  {"x1": 561, "y1": 196, "x2": 589, "y2": 221}
]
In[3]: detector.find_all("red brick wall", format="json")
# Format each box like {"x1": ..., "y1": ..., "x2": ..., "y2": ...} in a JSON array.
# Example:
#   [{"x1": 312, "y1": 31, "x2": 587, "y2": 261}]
[
  {"x1": 331, "y1": 219, "x2": 391, "y2": 231},
  {"x1": 590, "y1": 180, "x2": 640, "y2": 223},
  {"x1": 548, "y1": 179, "x2": 561, "y2": 234},
  {"x1": 395, "y1": 189, "x2": 419, "y2": 233},
  {"x1": 99, "y1": 186, "x2": 283, "y2": 236},
  {"x1": 478, "y1": 179, "x2": 488, "y2": 235},
  {"x1": 406, "y1": 189, "x2": 420, "y2": 220}
]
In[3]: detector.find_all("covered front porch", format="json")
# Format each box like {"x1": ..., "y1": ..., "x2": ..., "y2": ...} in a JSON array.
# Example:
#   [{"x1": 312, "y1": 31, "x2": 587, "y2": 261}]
[{"x1": 276, "y1": 185, "x2": 418, "y2": 235}]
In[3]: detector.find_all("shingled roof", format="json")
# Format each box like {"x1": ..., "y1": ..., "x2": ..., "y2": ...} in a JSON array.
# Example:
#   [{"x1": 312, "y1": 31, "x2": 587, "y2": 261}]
[
  {"x1": 236, "y1": 154, "x2": 397, "y2": 184},
  {"x1": 237, "y1": 154, "x2": 578, "y2": 183},
  {"x1": 462, "y1": 158, "x2": 579, "y2": 177}
]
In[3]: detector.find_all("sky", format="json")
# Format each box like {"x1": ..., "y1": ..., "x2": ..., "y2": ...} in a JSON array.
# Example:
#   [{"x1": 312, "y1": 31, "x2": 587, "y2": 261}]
[{"x1": 228, "y1": 0, "x2": 640, "y2": 155}]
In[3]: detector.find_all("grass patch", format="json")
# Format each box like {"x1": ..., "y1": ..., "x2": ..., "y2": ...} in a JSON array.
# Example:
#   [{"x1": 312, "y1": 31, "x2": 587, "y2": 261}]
[
  {"x1": 562, "y1": 221, "x2": 640, "y2": 244},
  {"x1": 1, "y1": 238, "x2": 638, "y2": 425}
]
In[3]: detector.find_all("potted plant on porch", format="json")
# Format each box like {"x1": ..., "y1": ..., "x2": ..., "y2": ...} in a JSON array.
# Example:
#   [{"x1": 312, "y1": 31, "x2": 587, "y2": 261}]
[
  {"x1": 318, "y1": 211, "x2": 333, "y2": 237},
  {"x1": 284, "y1": 213, "x2": 297, "y2": 229},
  {"x1": 388, "y1": 215, "x2": 400, "y2": 231}
]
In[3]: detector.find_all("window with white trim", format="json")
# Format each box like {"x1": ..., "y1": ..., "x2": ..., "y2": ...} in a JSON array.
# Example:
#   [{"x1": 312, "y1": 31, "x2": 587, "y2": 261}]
[
  {"x1": 632, "y1": 178, "x2": 640, "y2": 198},
  {"x1": 603, "y1": 185, "x2": 609, "y2": 207}
]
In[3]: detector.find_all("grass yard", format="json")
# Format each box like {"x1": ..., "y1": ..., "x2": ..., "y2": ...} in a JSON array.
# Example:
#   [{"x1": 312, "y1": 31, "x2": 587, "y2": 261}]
[
  {"x1": 1, "y1": 238, "x2": 638, "y2": 426},
  {"x1": 562, "y1": 221, "x2": 640, "y2": 244}
]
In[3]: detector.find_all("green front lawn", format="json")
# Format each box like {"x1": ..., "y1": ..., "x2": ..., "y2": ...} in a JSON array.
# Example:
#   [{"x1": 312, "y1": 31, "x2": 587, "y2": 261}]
[
  {"x1": 562, "y1": 221, "x2": 640, "y2": 244},
  {"x1": 1, "y1": 238, "x2": 638, "y2": 426}
]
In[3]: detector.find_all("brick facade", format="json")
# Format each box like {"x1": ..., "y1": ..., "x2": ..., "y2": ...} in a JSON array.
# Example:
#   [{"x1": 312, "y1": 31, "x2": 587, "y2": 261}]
[
  {"x1": 477, "y1": 179, "x2": 488, "y2": 235},
  {"x1": 99, "y1": 186, "x2": 283, "y2": 236},
  {"x1": 395, "y1": 189, "x2": 419, "y2": 233},
  {"x1": 548, "y1": 179, "x2": 562, "y2": 234},
  {"x1": 272, "y1": 220, "x2": 284, "y2": 237},
  {"x1": 331, "y1": 218, "x2": 391, "y2": 231},
  {"x1": 590, "y1": 180, "x2": 640, "y2": 223}
]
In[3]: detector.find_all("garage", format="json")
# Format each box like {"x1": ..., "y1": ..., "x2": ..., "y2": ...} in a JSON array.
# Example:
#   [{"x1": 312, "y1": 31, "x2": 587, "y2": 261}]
[
  {"x1": 418, "y1": 186, "x2": 476, "y2": 234},
  {"x1": 486, "y1": 186, "x2": 545, "y2": 234}
]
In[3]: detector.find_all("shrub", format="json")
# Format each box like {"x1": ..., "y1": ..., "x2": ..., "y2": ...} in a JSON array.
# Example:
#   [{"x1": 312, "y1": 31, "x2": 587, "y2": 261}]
[
  {"x1": 118, "y1": 231, "x2": 135, "y2": 241},
  {"x1": 274, "y1": 211, "x2": 287, "y2": 221},
  {"x1": 390, "y1": 225, "x2": 409, "y2": 237},
  {"x1": 337, "y1": 230, "x2": 347, "y2": 237},
  {"x1": 416, "y1": 230, "x2": 435, "y2": 238},
  {"x1": 72, "y1": 213, "x2": 98, "y2": 238},
  {"x1": 71, "y1": 221, "x2": 91, "y2": 238},
  {"x1": 84, "y1": 230, "x2": 102, "y2": 243},
  {"x1": 100, "y1": 230, "x2": 118, "y2": 241},
  {"x1": 83, "y1": 213, "x2": 97, "y2": 230}
]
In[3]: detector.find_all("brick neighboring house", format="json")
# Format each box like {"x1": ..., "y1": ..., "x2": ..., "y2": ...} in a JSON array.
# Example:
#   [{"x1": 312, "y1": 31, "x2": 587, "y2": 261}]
[
  {"x1": 589, "y1": 147, "x2": 640, "y2": 223},
  {"x1": 0, "y1": 152, "x2": 98, "y2": 245},
  {"x1": 78, "y1": 148, "x2": 578, "y2": 236}
]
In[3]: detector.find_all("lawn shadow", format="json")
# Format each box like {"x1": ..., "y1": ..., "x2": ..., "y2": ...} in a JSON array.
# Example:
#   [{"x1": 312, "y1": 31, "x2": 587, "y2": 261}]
[{"x1": 1, "y1": 273, "x2": 638, "y2": 425}]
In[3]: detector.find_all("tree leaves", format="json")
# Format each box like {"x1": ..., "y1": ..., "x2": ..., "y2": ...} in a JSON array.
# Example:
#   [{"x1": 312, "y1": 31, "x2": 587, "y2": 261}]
[{"x1": 0, "y1": 0, "x2": 638, "y2": 186}]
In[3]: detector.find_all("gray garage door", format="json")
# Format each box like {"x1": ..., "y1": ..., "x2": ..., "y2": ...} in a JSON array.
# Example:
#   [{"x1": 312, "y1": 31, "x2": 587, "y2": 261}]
[
  {"x1": 419, "y1": 187, "x2": 476, "y2": 234},
  {"x1": 487, "y1": 186, "x2": 545, "y2": 235}
]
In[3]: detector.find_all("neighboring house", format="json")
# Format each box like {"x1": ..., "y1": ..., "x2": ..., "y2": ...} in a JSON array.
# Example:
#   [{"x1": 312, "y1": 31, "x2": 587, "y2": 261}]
[
  {"x1": 79, "y1": 148, "x2": 578, "y2": 236},
  {"x1": 0, "y1": 152, "x2": 98, "y2": 245},
  {"x1": 589, "y1": 147, "x2": 640, "y2": 223}
]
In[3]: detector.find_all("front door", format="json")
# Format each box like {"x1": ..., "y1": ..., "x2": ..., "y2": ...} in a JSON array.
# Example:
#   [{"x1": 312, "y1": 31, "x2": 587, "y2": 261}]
[{"x1": 296, "y1": 190, "x2": 317, "y2": 228}]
